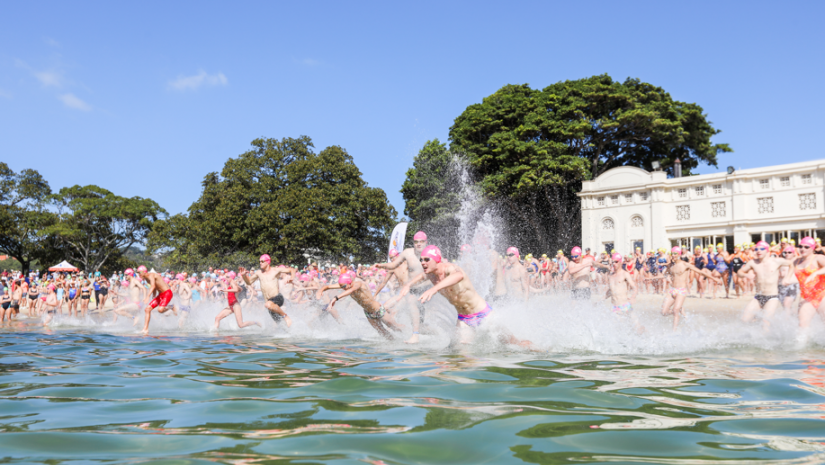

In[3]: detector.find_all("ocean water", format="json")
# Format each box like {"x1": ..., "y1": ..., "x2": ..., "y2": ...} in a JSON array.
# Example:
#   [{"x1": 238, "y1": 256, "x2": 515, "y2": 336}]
[{"x1": 3, "y1": 298, "x2": 825, "y2": 464}]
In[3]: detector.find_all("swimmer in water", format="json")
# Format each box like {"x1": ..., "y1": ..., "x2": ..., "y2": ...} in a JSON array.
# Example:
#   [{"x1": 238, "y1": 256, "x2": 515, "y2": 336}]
[
  {"x1": 502, "y1": 247, "x2": 530, "y2": 301},
  {"x1": 785, "y1": 237, "x2": 825, "y2": 343},
  {"x1": 661, "y1": 247, "x2": 723, "y2": 331},
  {"x1": 318, "y1": 273, "x2": 403, "y2": 339},
  {"x1": 137, "y1": 266, "x2": 174, "y2": 334},
  {"x1": 388, "y1": 245, "x2": 534, "y2": 348},
  {"x1": 111, "y1": 269, "x2": 145, "y2": 325},
  {"x1": 214, "y1": 272, "x2": 261, "y2": 331},
  {"x1": 604, "y1": 253, "x2": 644, "y2": 333},
  {"x1": 561, "y1": 246, "x2": 607, "y2": 301},
  {"x1": 240, "y1": 255, "x2": 296, "y2": 328},
  {"x1": 375, "y1": 231, "x2": 432, "y2": 344},
  {"x1": 738, "y1": 241, "x2": 794, "y2": 333}
]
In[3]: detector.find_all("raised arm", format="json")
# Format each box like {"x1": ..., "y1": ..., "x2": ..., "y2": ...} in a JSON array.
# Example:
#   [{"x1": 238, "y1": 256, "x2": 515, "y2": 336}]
[{"x1": 373, "y1": 270, "x2": 393, "y2": 296}]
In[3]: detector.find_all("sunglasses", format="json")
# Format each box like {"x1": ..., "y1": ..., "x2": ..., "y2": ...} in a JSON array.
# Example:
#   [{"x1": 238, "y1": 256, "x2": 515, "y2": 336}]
[
  {"x1": 755, "y1": 247, "x2": 768, "y2": 251},
  {"x1": 506, "y1": 253, "x2": 516, "y2": 257},
  {"x1": 782, "y1": 251, "x2": 793, "y2": 255},
  {"x1": 571, "y1": 255, "x2": 580, "y2": 259},
  {"x1": 801, "y1": 245, "x2": 812, "y2": 249},
  {"x1": 419, "y1": 257, "x2": 431, "y2": 262}
]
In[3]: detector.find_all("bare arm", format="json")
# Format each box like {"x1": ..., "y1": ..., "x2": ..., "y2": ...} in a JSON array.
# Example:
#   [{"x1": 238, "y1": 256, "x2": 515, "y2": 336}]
[
  {"x1": 373, "y1": 270, "x2": 393, "y2": 296},
  {"x1": 736, "y1": 261, "x2": 754, "y2": 278},
  {"x1": 377, "y1": 254, "x2": 405, "y2": 271}
]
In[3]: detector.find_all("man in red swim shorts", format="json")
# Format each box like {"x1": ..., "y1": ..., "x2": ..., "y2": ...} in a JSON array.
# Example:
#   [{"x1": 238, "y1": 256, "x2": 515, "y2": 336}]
[{"x1": 137, "y1": 265, "x2": 174, "y2": 334}]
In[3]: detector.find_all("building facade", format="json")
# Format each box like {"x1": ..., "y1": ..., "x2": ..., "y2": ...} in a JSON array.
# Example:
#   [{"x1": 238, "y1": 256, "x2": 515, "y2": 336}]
[{"x1": 578, "y1": 159, "x2": 825, "y2": 254}]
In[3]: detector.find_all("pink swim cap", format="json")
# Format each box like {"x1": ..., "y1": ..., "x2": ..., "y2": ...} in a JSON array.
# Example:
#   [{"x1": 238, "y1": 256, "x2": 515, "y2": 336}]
[
  {"x1": 175, "y1": 273, "x2": 184, "y2": 281},
  {"x1": 421, "y1": 245, "x2": 443, "y2": 263},
  {"x1": 300, "y1": 273, "x2": 310, "y2": 281},
  {"x1": 413, "y1": 231, "x2": 428, "y2": 241},
  {"x1": 125, "y1": 268, "x2": 134, "y2": 276},
  {"x1": 338, "y1": 274, "x2": 352, "y2": 286},
  {"x1": 612, "y1": 253, "x2": 622, "y2": 262},
  {"x1": 460, "y1": 244, "x2": 472, "y2": 252},
  {"x1": 188, "y1": 277, "x2": 197, "y2": 283},
  {"x1": 756, "y1": 241, "x2": 770, "y2": 249},
  {"x1": 801, "y1": 236, "x2": 816, "y2": 248},
  {"x1": 48, "y1": 284, "x2": 56, "y2": 292},
  {"x1": 389, "y1": 249, "x2": 399, "y2": 258},
  {"x1": 784, "y1": 245, "x2": 795, "y2": 253},
  {"x1": 671, "y1": 246, "x2": 681, "y2": 254},
  {"x1": 571, "y1": 246, "x2": 582, "y2": 256},
  {"x1": 227, "y1": 271, "x2": 236, "y2": 279},
  {"x1": 162, "y1": 277, "x2": 170, "y2": 284},
  {"x1": 137, "y1": 265, "x2": 147, "y2": 273},
  {"x1": 507, "y1": 246, "x2": 520, "y2": 258},
  {"x1": 260, "y1": 254, "x2": 270, "y2": 262}
]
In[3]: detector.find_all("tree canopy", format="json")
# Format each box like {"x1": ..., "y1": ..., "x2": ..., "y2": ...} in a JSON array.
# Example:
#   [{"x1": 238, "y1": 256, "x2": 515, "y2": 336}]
[
  {"x1": 49, "y1": 185, "x2": 166, "y2": 273},
  {"x1": 446, "y1": 74, "x2": 732, "y2": 251},
  {"x1": 149, "y1": 136, "x2": 396, "y2": 268},
  {"x1": 0, "y1": 162, "x2": 61, "y2": 273}
]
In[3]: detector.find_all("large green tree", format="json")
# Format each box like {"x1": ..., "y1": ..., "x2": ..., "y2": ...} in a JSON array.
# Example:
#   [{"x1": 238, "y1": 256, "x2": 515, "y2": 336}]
[
  {"x1": 0, "y1": 162, "x2": 61, "y2": 273},
  {"x1": 400, "y1": 139, "x2": 466, "y2": 255},
  {"x1": 448, "y1": 74, "x2": 732, "y2": 251},
  {"x1": 150, "y1": 136, "x2": 396, "y2": 267},
  {"x1": 50, "y1": 185, "x2": 166, "y2": 272}
]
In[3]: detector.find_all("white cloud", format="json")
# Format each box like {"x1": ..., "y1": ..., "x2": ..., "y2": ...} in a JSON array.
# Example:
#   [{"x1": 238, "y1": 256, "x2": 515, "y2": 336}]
[
  {"x1": 167, "y1": 70, "x2": 228, "y2": 91},
  {"x1": 58, "y1": 93, "x2": 91, "y2": 111},
  {"x1": 34, "y1": 70, "x2": 63, "y2": 88}
]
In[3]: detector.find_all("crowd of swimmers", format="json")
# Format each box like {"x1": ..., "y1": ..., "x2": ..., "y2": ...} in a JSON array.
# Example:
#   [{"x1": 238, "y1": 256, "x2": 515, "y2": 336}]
[{"x1": 2, "y1": 233, "x2": 825, "y2": 346}]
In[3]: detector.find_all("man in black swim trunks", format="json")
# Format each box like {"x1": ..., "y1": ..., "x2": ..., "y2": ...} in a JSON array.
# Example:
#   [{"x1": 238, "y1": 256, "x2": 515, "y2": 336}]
[{"x1": 240, "y1": 254, "x2": 296, "y2": 327}]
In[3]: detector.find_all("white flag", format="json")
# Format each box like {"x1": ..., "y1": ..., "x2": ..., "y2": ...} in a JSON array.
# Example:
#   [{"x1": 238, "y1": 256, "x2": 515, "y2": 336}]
[{"x1": 388, "y1": 222, "x2": 408, "y2": 261}]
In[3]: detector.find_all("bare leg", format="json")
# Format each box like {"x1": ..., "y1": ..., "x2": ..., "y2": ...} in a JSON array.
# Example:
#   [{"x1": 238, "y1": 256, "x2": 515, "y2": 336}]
[
  {"x1": 760, "y1": 299, "x2": 782, "y2": 333},
  {"x1": 141, "y1": 305, "x2": 159, "y2": 333},
  {"x1": 740, "y1": 298, "x2": 763, "y2": 324},
  {"x1": 264, "y1": 301, "x2": 292, "y2": 327},
  {"x1": 671, "y1": 293, "x2": 687, "y2": 330},
  {"x1": 366, "y1": 318, "x2": 394, "y2": 340},
  {"x1": 112, "y1": 302, "x2": 139, "y2": 323},
  {"x1": 660, "y1": 292, "x2": 675, "y2": 316},
  {"x1": 232, "y1": 304, "x2": 261, "y2": 329},
  {"x1": 213, "y1": 307, "x2": 233, "y2": 330}
]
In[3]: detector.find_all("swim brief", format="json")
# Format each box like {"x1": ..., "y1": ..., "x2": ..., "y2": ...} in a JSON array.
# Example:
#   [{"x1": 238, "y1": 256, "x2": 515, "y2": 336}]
[
  {"x1": 754, "y1": 294, "x2": 779, "y2": 308},
  {"x1": 778, "y1": 283, "x2": 798, "y2": 300},
  {"x1": 364, "y1": 306, "x2": 386, "y2": 320},
  {"x1": 611, "y1": 302, "x2": 633, "y2": 316},
  {"x1": 571, "y1": 288, "x2": 591, "y2": 300},
  {"x1": 148, "y1": 289, "x2": 173, "y2": 310},
  {"x1": 668, "y1": 287, "x2": 688, "y2": 298},
  {"x1": 268, "y1": 294, "x2": 285, "y2": 307},
  {"x1": 457, "y1": 303, "x2": 492, "y2": 327},
  {"x1": 180, "y1": 305, "x2": 190, "y2": 314}
]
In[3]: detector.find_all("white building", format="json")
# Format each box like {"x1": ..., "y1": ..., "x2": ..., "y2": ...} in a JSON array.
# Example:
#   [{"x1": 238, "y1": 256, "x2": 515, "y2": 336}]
[{"x1": 578, "y1": 159, "x2": 825, "y2": 254}]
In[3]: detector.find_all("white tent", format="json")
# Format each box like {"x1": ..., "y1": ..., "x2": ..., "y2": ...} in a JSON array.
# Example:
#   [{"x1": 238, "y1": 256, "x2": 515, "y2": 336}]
[{"x1": 49, "y1": 260, "x2": 79, "y2": 272}]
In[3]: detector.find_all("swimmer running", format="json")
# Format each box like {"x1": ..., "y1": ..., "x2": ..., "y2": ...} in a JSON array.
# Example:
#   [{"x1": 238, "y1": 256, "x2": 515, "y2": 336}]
[
  {"x1": 317, "y1": 273, "x2": 404, "y2": 339},
  {"x1": 137, "y1": 265, "x2": 175, "y2": 334},
  {"x1": 240, "y1": 255, "x2": 295, "y2": 327},
  {"x1": 661, "y1": 247, "x2": 722, "y2": 331},
  {"x1": 738, "y1": 241, "x2": 793, "y2": 332},
  {"x1": 388, "y1": 245, "x2": 533, "y2": 348}
]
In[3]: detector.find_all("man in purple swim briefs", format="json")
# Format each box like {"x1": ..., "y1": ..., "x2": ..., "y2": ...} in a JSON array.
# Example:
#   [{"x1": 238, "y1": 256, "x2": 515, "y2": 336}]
[{"x1": 389, "y1": 245, "x2": 533, "y2": 348}]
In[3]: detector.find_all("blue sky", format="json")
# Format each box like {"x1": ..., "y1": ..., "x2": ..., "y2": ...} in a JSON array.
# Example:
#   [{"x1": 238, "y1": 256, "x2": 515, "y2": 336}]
[{"x1": 1, "y1": 1, "x2": 823, "y2": 217}]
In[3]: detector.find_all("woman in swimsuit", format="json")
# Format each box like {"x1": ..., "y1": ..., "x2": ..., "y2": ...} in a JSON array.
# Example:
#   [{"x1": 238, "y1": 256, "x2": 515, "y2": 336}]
[
  {"x1": 214, "y1": 273, "x2": 261, "y2": 331},
  {"x1": 67, "y1": 282, "x2": 79, "y2": 318},
  {"x1": 80, "y1": 280, "x2": 92, "y2": 317},
  {"x1": 788, "y1": 237, "x2": 825, "y2": 337},
  {"x1": 42, "y1": 284, "x2": 59, "y2": 326},
  {"x1": 27, "y1": 284, "x2": 40, "y2": 317},
  {"x1": 1, "y1": 287, "x2": 11, "y2": 323}
]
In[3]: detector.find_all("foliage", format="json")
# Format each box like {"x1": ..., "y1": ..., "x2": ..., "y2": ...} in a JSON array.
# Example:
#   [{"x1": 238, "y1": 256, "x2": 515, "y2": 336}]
[
  {"x1": 149, "y1": 136, "x2": 397, "y2": 267},
  {"x1": 49, "y1": 185, "x2": 166, "y2": 272},
  {"x1": 448, "y1": 75, "x2": 732, "y2": 251},
  {"x1": 400, "y1": 139, "x2": 467, "y2": 255},
  {"x1": 0, "y1": 162, "x2": 62, "y2": 273}
]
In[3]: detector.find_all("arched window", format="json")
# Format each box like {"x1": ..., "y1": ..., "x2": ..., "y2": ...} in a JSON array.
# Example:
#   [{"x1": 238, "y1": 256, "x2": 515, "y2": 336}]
[
  {"x1": 602, "y1": 218, "x2": 614, "y2": 230},
  {"x1": 631, "y1": 216, "x2": 643, "y2": 228}
]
